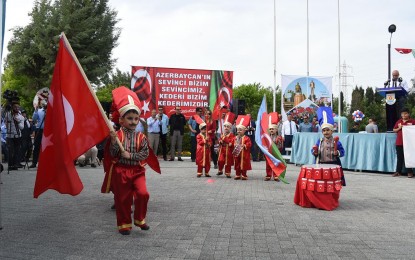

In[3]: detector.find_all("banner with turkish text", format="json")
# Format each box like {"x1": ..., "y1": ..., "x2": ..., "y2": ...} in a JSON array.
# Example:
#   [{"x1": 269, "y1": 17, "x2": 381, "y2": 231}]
[{"x1": 131, "y1": 66, "x2": 233, "y2": 119}]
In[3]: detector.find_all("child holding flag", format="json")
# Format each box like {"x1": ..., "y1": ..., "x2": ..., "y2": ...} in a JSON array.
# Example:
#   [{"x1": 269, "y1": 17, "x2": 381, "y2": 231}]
[
  {"x1": 196, "y1": 119, "x2": 212, "y2": 177},
  {"x1": 216, "y1": 112, "x2": 235, "y2": 178},
  {"x1": 233, "y1": 115, "x2": 252, "y2": 180},
  {"x1": 264, "y1": 112, "x2": 282, "y2": 181},
  {"x1": 105, "y1": 87, "x2": 152, "y2": 235}
]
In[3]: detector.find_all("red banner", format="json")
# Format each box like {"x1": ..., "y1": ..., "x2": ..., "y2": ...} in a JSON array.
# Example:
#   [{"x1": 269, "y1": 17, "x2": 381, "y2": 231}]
[{"x1": 131, "y1": 66, "x2": 233, "y2": 119}]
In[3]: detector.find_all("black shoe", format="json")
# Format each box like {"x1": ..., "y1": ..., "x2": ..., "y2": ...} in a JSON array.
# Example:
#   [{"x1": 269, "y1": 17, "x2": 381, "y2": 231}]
[
  {"x1": 214, "y1": 165, "x2": 218, "y2": 169},
  {"x1": 79, "y1": 163, "x2": 85, "y2": 167},
  {"x1": 29, "y1": 164, "x2": 37, "y2": 168},
  {"x1": 191, "y1": 160, "x2": 195, "y2": 162},
  {"x1": 178, "y1": 158, "x2": 183, "y2": 161},
  {"x1": 169, "y1": 158, "x2": 174, "y2": 161},
  {"x1": 138, "y1": 224, "x2": 150, "y2": 230},
  {"x1": 163, "y1": 157, "x2": 167, "y2": 161},
  {"x1": 119, "y1": 230, "x2": 131, "y2": 235},
  {"x1": 91, "y1": 163, "x2": 97, "y2": 168}
]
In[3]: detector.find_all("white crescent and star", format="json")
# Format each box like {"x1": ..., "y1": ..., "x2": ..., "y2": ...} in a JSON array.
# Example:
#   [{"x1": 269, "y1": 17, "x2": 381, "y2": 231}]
[
  {"x1": 131, "y1": 69, "x2": 152, "y2": 93},
  {"x1": 40, "y1": 93, "x2": 75, "y2": 152}
]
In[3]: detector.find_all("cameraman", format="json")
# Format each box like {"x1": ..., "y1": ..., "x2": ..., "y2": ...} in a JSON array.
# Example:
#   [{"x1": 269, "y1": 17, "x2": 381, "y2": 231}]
[
  {"x1": 4, "y1": 102, "x2": 24, "y2": 170},
  {"x1": 19, "y1": 110, "x2": 33, "y2": 165},
  {"x1": 29, "y1": 100, "x2": 46, "y2": 168}
]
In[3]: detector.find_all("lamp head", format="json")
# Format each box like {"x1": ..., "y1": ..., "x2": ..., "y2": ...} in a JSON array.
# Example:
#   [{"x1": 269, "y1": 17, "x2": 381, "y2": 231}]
[{"x1": 388, "y1": 24, "x2": 396, "y2": 34}]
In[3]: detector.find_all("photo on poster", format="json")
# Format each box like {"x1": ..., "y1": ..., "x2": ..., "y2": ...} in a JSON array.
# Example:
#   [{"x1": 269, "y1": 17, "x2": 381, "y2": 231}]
[{"x1": 281, "y1": 75, "x2": 332, "y2": 122}]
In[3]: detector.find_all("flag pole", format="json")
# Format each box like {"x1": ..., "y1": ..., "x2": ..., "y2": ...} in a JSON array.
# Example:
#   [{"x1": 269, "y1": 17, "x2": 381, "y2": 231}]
[
  {"x1": 59, "y1": 33, "x2": 124, "y2": 151},
  {"x1": 273, "y1": 0, "x2": 276, "y2": 112},
  {"x1": 0, "y1": 0, "x2": 6, "y2": 231},
  {"x1": 337, "y1": 0, "x2": 342, "y2": 133}
]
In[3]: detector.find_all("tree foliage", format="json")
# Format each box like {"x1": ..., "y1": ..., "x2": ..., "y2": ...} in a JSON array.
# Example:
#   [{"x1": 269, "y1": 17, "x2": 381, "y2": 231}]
[
  {"x1": 96, "y1": 69, "x2": 131, "y2": 102},
  {"x1": 5, "y1": 0, "x2": 120, "y2": 96},
  {"x1": 232, "y1": 83, "x2": 281, "y2": 120}
]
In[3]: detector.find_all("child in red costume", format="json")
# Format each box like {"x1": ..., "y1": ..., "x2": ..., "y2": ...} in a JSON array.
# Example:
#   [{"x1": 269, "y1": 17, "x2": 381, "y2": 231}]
[
  {"x1": 105, "y1": 87, "x2": 151, "y2": 235},
  {"x1": 196, "y1": 122, "x2": 212, "y2": 177},
  {"x1": 217, "y1": 112, "x2": 235, "y2": 178},
  {"x1": 265, "y1": 113, "x2": 281, "y2": 181},
  {"x1": 233, "y1": 115, "x2": 252, "y2": 180}
]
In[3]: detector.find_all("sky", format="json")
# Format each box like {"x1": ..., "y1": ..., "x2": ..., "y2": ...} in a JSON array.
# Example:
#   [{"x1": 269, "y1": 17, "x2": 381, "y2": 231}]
[{"x1": 3, "y1": 0, "x2": 415, "y2": 101}]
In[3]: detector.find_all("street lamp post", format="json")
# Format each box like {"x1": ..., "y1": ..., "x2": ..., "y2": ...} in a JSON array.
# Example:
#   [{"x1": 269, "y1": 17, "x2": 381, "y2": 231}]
[{"x1": 388, "y1": 24, "x2": 396, "y2": 81}]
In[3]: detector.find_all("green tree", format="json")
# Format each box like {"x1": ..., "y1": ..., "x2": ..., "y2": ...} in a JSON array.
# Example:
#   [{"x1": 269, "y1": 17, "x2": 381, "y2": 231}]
[
  {"x1": 232, "y1": 83, "x2": 280, "y2": 119},
  {"x1": 96, "y1": 69, "x2": 131, "y2": 102},
  {"x1": 5, "y1": 0, "x2": 120, "y2": 95},
  {"x1": 332, "y1": 91, "x2": 348, "y2": 116}
]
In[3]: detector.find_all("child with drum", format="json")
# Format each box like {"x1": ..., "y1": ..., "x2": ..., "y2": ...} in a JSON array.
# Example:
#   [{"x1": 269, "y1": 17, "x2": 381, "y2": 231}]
[
  {"x1": 233, "y1": 115, "x2": 252, "y2": 180},
  {"x1": 312, "y1": 107, "x2": 346, "y2": 186},
  {"x1": 294, "y1": 106, "x2": 346, "y2": 211}
]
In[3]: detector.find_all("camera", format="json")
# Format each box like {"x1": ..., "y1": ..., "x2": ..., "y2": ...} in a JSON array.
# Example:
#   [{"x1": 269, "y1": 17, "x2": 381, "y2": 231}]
[{"x1": 2, "y1": 90, "x2": 20, "y2": 112}]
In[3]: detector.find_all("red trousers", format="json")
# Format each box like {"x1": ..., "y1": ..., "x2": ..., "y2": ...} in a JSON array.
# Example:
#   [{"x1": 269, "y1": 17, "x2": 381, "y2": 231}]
[
  {"x1": 218, "y1": 161, "x2": 232, "y2": 175},
  {"x1": 197, "y1": 164, "x2": 210, "y2": 174},
  {"x1": 112, "y1": 165, "x2": 149, "y2": 231},
  {"x1": 266, "y1": 163, "x2": 276, "y2": 178},
  {"x1": 234, "y1": 157, "x2": 248, "y2": 177}
]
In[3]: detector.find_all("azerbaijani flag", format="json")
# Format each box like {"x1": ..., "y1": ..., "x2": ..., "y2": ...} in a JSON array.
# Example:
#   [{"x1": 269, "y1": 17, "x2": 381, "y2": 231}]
[
  {"x1": 0, "y1": 0, "x2": 6, "y2": 59},
  {"x1": 255, "y1": 96, "x2": 288, "y2": 183}
]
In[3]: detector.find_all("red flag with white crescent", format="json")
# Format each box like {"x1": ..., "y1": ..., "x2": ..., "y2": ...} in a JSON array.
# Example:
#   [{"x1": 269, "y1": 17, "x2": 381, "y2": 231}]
[
  {"x1": 34, "y1": 36, "x2": 110, "y2": 198},
  {"x1": 395, "y1": 48, "x2": 413, "y2": 54}
]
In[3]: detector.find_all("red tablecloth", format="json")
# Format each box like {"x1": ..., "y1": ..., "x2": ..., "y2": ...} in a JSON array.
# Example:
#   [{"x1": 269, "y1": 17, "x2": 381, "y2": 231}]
[{"x1": 294, "y1": 164, "x2": 343, "y2": 211}]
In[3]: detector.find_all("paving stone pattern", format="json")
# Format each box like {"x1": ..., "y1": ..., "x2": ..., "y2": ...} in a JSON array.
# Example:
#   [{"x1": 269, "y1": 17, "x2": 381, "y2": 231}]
[{"x1": 1, "y1": 160, "x2": 415, "y2": 259}]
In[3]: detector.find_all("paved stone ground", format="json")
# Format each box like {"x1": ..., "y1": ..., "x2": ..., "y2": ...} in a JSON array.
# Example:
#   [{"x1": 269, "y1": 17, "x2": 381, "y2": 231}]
[{"x1": 1, "y1": 159, "x2": 415, "y2": 260}]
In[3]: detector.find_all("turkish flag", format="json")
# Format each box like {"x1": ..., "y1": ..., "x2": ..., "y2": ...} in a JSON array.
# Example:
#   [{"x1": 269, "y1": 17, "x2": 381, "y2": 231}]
[
  {"x1": 395, "y1": 48, "x2": 413, "y2": 54},
  {"x1": 34, "y1": 36, "x2": 110, "y2": 198}
]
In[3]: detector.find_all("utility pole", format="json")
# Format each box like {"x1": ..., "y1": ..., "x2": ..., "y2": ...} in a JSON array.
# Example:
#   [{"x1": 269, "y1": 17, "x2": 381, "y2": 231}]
[{"x1": 337, "y1": 61, "x2": 354, "y2": 109}]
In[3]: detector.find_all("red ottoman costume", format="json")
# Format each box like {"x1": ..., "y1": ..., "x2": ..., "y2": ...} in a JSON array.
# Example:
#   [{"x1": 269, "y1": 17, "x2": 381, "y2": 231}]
[
  {"x1": 196, "y1": 130, "x2": 212, "y2": 176},
  {"x1": 101, "y1": 87, "x2": 160, "y2": 234},
  {"x1": 233, "y1": 115, "x2": 252, "y2": 180},
  {"x1": 217, "y1": 112, "x2": 235, "y2": 177}
]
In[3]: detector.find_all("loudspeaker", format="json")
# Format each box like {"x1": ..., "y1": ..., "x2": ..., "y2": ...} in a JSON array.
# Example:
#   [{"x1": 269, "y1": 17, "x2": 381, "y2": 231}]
[{"x1": 232, "y1": 99, "x2": 245, "y2": 115}]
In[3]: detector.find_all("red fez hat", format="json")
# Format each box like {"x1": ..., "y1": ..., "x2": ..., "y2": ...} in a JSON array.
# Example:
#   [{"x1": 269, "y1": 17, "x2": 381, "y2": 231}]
[
  {"x1": 223, "y1": 112, "x2": 236, "y2": 126},
  {"x1": 267, "y1": 112, "x2": 280, "y2": 129},
  {"x1": 193, "y1": 114, "x2": 206, "y2": 129},
  {"x1": 111, "y1": 86, "x2": 142, "y2": 123},
  {"x1": 235, "y1": 115, "x2": 250, "y2": 129}
]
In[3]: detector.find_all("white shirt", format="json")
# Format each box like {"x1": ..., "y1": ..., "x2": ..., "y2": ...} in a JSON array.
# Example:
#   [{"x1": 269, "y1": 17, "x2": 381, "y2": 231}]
[{"x1": 281, "y1": 120, "x2": 298, "y2": 139}]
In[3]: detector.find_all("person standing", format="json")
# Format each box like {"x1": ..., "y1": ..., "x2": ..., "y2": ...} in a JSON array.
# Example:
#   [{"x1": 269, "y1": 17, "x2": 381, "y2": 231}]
[
  {"x1": 216, "y1": 113, "x2": 235, "y2": 178},
  {"x1": 299, "y1": 115, "x2": 312, "y2": 132},
  {"x1": 19, "y1": 110, "x2": 33, "y2": 165},
  {"x1": 196, "y1": 122, "x2": 212, "y2": 177},
  {"x1": 169, "y1": 106, "x2": 186, "y2": 161},
  {"x1": 392, "y1": 108, "x2": 415, "y2": 178},
  {"x1": 311, "y1": 116, "x2": 321, "y2": 132},
  {"x1": 264, "y1": 113, "x2": 282, "y2": 181},
  {"x1": 204, "y1": 110, "x2": 218, "y2": 169},
  {"x1": 5, "y1": 102, "x2": 24, "y2": 170},
  {"x1": 103, "y1": 87, "x2": 152, "y2": 235},
  {"x1": 157, "y1": 106, "x2": 169, "y2": 161},
  {"x1": 245, "y1": 114, "x2": 259, "y2": 161},
  {"x1": 147, "y1": 109, "x2": 160, "y2": 153},
  {"x1": 30, "y1": 102, "x2": 46, "y2": 168},
  {"x1": 188, "y1": 107, "x2": 203, "y2": 162},
  {"x1": 365, "y1": 118, "x2": 379, "y2": 133},
  {"x1": 281, "y1": 114, "x2": 298, "y2": 150},
  {"x1": 233, "y1": 115, "x2": 252, "y2": 180}
]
